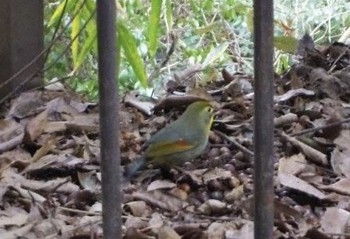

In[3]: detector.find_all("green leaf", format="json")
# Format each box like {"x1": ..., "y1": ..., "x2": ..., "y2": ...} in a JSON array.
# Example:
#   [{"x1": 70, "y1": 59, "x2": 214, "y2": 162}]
[
  {"x1": 148, "y1": 0, "x2": 162, "y2": 58},
  {"x1": 202, "y1": 43, "x2": 229, "y2": 68},
  {"x1": 84, "y1": 0, "x2": 95, "y2": 13},
  {"x1": 274, "y1": 36, "x2": 298, "y2": 54},
  {"x1": 246, "y1": 9, "x2": 254, "y2": 33},
  {"x1": 48, "y1": 0, "x2": 75, "y2": 27},
  {"x1": 74, "y1": 30, "x2": 97, "y2": 72},
  {"x1": 194, "y1": 22, "x2": 220, "y2": 35},
  {"x1": 71, "y1": 4, "x2": 81, "y2": 67},
  {"x1": 165, "y1": 0, "x2": 172, "y2": 32},
  {"x1": 117, "y1": 20, "x2": 148, "y2": 87},
  {"x1": 203, "y1": 0, "x2": 214, "y2": 11}
]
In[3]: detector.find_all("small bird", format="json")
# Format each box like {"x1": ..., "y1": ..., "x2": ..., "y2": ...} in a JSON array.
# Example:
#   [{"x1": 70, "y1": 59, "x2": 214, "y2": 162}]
[{"x1": 125, "y1": 100, "x2": 214, "y2": 178}]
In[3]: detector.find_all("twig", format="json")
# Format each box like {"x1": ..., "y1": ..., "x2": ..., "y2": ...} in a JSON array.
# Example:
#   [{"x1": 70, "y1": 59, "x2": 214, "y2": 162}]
[
  {"x1": 328, "y1": 45, "x2": 350, "y2": 73},
  {"x1": 148, "y1": 33, "x2": 177, "y2": 83},
  {"x1": 213, "y1": 130, "x2": 254, "y2": 157},
  {"x1": 44, "y1": 216, "x2": 102, "y2": 239},
  {"x1": 58, "y1": 206, "x2": 102, "y2": 216},
  {"x1": 289, "y1": 117, "x2": 350, "y2": 137}
]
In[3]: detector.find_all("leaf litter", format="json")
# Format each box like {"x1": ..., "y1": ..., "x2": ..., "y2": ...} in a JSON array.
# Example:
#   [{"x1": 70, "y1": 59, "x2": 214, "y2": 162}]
[{"x1": 0, "y1": 35, "x2": 350, "y2": 238}]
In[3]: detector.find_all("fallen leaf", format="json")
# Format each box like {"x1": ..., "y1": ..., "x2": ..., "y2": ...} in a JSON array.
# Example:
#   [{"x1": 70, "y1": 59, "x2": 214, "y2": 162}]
[
  {"x1": 147, "y1": 180, "x2": 177, "y2": 191},
  {"x1": 279, "y1": 173, "x2": 326, "y2": 200},
  {"x1": 278, "y1": 153, "x2": 308, "y2": 175},
  {"x1": 23, "y1": 109, "x2": 49, "y2": 143},
  {"x1": 320, "y1": 207, "x2": 350, "y2": 235},
  {"x1": 158, "y1": 226, "x2": 181, "y2": 239},
  {"x1": 318, "y1": 178, "x2": 350, "y2": 195}
]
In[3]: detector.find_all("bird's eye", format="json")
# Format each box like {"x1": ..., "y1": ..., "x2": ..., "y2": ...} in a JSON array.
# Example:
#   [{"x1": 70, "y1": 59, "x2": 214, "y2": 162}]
[{"x1": 207, "y1": 107, "x2": 214, "y2": 113}]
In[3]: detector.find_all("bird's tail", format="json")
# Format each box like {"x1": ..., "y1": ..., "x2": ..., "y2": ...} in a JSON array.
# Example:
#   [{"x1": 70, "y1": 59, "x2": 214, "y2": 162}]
[{"x1": 124, "y1": 157, "x2": 146, "y2": 179}]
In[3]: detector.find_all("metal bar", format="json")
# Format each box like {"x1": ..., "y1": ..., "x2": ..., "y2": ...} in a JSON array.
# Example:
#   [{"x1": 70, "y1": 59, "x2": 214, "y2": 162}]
[
  {"x1": 96, "y1": 0, "x2": 121, "y2": 238},
  {"x1": 253, "y1": 0, "x2": 274, "y2": 238}
]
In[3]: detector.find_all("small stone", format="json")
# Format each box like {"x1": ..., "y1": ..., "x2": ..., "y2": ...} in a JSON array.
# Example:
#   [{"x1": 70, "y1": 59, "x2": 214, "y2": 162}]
[
  {"x1": 223, "y1": 163, "x2": 235, "y2": 173},
  {"x1": 207, "y1": 179, "x2": 224, "y2": 191},
  {"x1": 209, "y1": 191, "x2": 224, "y2": 200},
  {"x1": 208, "y1": 148, "x2": 220, "y2": 158},
  {"x1": 225, "y1": 185, "x2": 244, "y2": 203}
]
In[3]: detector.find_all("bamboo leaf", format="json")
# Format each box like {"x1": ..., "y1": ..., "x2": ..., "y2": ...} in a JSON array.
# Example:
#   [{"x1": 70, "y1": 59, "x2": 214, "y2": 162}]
[
  {"x1": 148, "y1": 0, "x2": 162, "y2": 58},
  {"x1": 202, "y1": 43, "x2": 229, "y2": 68},
  {"x1": 48, "y1": 0, "x2": 75, "y2": 27},
  {"x1": 165, "y1": 0, "x2": 172, "y2": 32},
  {"x1": 71, "y1": 4, "x2": 81, "y2": 67},
  {"x1": 118, "y1": 21, "x2": 148, "y2": 87},
  {"x1": 194, "y1": 22, "x2": 220, "y2": 35},
  {"x1": 74, "y1": 31, "x2": 97, "y2": 72}
]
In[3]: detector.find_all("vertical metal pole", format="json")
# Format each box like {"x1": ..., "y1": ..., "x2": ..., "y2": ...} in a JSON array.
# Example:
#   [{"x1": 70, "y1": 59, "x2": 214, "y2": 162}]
[
  {"x1": 253, "y1": 0, "x2": 274, "y2": 238},
  {"x1": 96, "y1": 0, "x2": 121, "y2": 238}
]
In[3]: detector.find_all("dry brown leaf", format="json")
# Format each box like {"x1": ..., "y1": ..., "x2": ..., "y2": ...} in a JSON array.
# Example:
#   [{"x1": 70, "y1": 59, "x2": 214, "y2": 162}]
[
  {"x1": 0, "y1": 224, "x2": 34, "y2": 239},
  {"x1": 278, "y1": 153, "x2": 308, "y2": 175},
  {"x1": 23, "y1": 109, "x2": 49, "y2": 143},
  {"x1": 132, "y1": 191, "x2": 188, "y2": 212},
  {"x1": 275, "y1": 200, "x2": 310, "y2": 236},
  {"x1": 8, "y1": 186, "x2": 46, "y2": 203},
  {"x1": 148, "y1": 212, "x2": 164, "y2": 235},
  {"x1": 0, "y1": 212, "x2": 28, "y2": 227},
  {"x1": 279, "y1": 173, "x2": 326, "y2": 200},
  {"x1": 43, "y1": 121, "x2": 67, "y2": 133},
  {"x1": 207, "y1": 222, "x2": 225, "y2": 239},
  {"x1": 124, "y1": 201, "x2": 147, "y2": 217},
  {"x1": 202, "y1": 167, "x2": 232, "y2": 184},
  {"x1": 169, "y1": 187, "x2": 188, "y2": 201},
  {"x1": 158, "y1": 226, "x2": 181, "y2": 239},
  {"x1": 332, "y1": 130, "x2": 350, "y2": 177},
  {"x1": 7, "y1": 91, "x2": 43, "y2": 118},
  {"x1": 0, "y1": 119, "x2": 24, "y2": 153},
  {"x1": 45, "y1": 96, "x2": 80, "y2": 116},
  {"x1": 331, "y1": 148, "x2": 350, "y2": 177},
  {"x1": 274, "y1": 113, "x2": 298, "y2": 127},
  {"x1": 77, "y1": 171, "x2": 100, "y2": 191},
  {"x1": 225, "y1": 220, "x2": 254, "y2": 239},
  {"x1": 225, "y1": 185, "x2": 244, "y2": 203},
  {"x1": 30, "y1": 137, "x2": 57, "y2": 163},
  {"x1": 147, "y1": 180, "x2": 177, "y2": 191},
  {"x1": 281, "y1": 132, "x2": 328, "y2": 166},
  {"x1": 198, "y1": 199, "x2": 227, "y2": 215},
  {"x1": 23, "y1": 153, "x2": 85, "y2": 177},
  {"x1": 274, "y1": 88, "x2": 315, "y2": 102},
  {"x1": 124, "y1": 216, "x2": 148, "y2": 231},
  {"x1": 124, "y1": 227, "x2": 151, "y2": 239},
  {"x1": 334, "y1": 129, "x2": 350, "y2": 148},
  {"x1": 65, "y1": 113, "x2": 100, "y2": 133},
  {"x1": 124, "y1": 93, "x2": 155, "y2": 116},
  {"x1": 318, "y1": 178, "x2": 350, "y2": 195},
  {"x1": 320, "y1": 207, "x2": 350, "y2": 235}
]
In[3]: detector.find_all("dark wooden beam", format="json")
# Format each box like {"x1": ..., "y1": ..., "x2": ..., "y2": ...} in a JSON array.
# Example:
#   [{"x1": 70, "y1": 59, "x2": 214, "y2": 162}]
[{"x1": 0, "y1": 0, "x2": 43, "y2": 99}]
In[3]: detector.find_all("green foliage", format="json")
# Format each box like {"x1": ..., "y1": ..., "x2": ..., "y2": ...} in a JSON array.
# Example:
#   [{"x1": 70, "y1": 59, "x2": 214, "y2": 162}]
[
  {"x1": 44, "y1": 0, "x2": 350, "y2": 100},
  {"x1": 274, "y1": 36, "x2": 298, "y2": 54},
  {"x1": 147, "y1": 0, "x2": 162, "y2": 58},
  {"x1": 117, "y1": 20, "x2": 148, "y2": 88}
]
